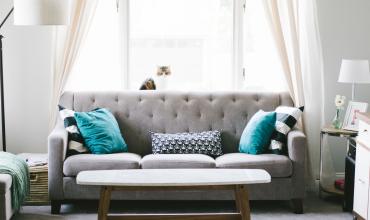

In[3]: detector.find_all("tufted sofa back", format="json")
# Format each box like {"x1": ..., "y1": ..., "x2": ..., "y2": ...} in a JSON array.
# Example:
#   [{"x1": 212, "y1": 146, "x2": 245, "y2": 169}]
[{"x1": 59, "y1": 91, "x2": 293, "y2": 156}]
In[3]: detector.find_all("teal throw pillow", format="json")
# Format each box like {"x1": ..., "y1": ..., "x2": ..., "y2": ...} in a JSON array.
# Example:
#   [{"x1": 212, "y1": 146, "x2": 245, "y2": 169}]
[
  {"x1": 239, "y1": 110, "x2": 276, "y2": 155},
  {"x1": 74, "y1": 108, "x2": 128, "y2": 154}
]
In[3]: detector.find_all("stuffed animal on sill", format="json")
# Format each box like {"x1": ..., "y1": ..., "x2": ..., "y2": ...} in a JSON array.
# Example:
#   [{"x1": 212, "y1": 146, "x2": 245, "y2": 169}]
[{"x1": 139, "y1": 78, "x2": 157, "y2": 90}]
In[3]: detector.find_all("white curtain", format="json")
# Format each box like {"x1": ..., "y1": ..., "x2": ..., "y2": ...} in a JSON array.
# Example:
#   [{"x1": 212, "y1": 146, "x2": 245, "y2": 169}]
[
  {"x1": 49, "y1": 0, "x2": 98, "y2": 130},
  {"x1": 263, "y1": 0, "x2": 325, "y2": 190}
]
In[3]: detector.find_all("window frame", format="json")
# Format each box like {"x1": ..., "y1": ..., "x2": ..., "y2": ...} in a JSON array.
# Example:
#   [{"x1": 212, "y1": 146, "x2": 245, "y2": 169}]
[{"x1": 117, "y1": 0, "x2": 246, "y2": 90}]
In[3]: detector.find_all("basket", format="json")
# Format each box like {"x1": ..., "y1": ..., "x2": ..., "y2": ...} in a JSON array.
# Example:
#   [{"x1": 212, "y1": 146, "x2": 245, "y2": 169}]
[{"x1": 24, "y1": 165, "x2": 49, "y2": 205}]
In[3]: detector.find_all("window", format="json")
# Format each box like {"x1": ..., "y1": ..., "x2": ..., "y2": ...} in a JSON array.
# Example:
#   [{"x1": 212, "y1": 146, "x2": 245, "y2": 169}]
[
  {"x1": 127, "y1": 0, "x2": 234, "y2": 90},
  {"x1": 66, "y1": 0, "x2": 121, "y2": 91},
  {"x1": 243, "y1": 0, "x2": 287, "y2": 91},
  {"x1": 67, "y1": 0, "x2": 287, "y2": 92}
]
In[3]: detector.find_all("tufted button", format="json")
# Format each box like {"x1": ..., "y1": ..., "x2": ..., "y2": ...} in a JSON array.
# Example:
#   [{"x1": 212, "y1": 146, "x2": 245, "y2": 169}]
[
  {"x1": 91, "y1": 98, "x2": 95, "y2": 103},
  {"x1": 149, "y1": 113, "x2": 154, "y2": 118},
  {"x1": 186, "y1": 128, "x2": 190, "y2": 132},
  {"x1": 232, "y1": 97, "x2": 236, "y2": 102},
  {"x1": 115, "y1": 96, "x2": 119, "y2": 102},
  {"x1": 161, "y1": 96, "x2": 165, "y2": 102},
  {"x1": 221, "y1": 112, "x2": 225, "y2": 118},
  {"x1": 184, "y1": 96, "x2": 189, "y2": 102},
  {"x1": 209, "y1": 96, "x2": 213, "y2": 102},
  {"x1": 139, "y1": 97, "x2": 142, "y2": 102},
  {"x1": 174, "y1": 113, "x2": 178, "y2": 118},
  {"x1": 255, "y1": 95, "x2": 259, "y2": 102}
]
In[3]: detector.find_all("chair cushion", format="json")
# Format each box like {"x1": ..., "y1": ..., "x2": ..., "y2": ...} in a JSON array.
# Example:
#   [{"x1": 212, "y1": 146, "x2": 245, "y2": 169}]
[
  {"x1": 63, "y1": 153, "x2": 141, "y2": 176},
  {"x1": 215, "y1": 153, "x2": 292, "y2": 178},
  {"x1": 141, "y1": 154, "x2": 216, "y2": 169}
]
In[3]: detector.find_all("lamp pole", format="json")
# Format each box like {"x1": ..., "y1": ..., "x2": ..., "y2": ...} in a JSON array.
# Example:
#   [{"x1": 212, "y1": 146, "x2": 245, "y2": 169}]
[{"x1": 0, "y1": 8, "x2": 14, "y2": 152}]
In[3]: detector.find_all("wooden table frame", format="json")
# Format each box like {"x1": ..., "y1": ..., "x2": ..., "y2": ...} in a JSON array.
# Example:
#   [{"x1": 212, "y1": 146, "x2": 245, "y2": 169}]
[{"x1": 98, "y1": 184, "x2": 251, "y2": 220}]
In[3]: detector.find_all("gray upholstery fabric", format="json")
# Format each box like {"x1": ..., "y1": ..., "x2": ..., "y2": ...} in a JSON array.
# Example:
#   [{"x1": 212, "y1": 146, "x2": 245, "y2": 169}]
[
  {"x1": 0, "y1": 174, "x2": 13, "y2": 220},
  {"x1": 287, "y1": 129, "x2": 307, "y2": 198},
  {"x1": 49, "y1": 91, "x2": 305, "y2": 203},
  {"x1": 141, "y1": 154, "x2": 216, "y2": 169},
  {"x1": 48, "y1": 118, "x2": 68, "y2": 201},
  {"x1": 215, "y1": 153, "x2": 292, "y2": 178},
  {"x1": 59, "y1": 91, "x2": 293, "y2": 155},
  {"x1": 0, "y1": 174, "x2": 11, "y2": 194},
  {"x1": 63, "y1": 153, "x2": 141, "y2": 176}
]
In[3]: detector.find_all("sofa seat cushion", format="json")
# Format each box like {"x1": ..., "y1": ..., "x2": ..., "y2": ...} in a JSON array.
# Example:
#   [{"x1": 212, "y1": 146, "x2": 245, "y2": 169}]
[
  {"x1": 141, "y1": 154, "x2": 216, "y2": 169},
  {"x1": 215, "y1": 153, "x2": 292, "y2": 178},
  {"x1": 63, "y1": 153, "x2": 141, "y2": 176}
]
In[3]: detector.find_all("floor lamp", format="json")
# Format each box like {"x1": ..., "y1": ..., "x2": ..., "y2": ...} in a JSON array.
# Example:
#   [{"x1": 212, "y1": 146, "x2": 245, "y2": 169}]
[{"x1": 0, "y1": 0, "x2": 70, "y2": 152}]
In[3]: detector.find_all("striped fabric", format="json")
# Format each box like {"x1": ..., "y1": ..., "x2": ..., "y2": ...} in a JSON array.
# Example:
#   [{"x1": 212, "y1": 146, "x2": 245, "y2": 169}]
[
  {"x1": 58, "y1": 106, "x2": 89, "y2": 156},
  {"x1": 269, "y1": 106, "x2": 304, "y2": 155}
]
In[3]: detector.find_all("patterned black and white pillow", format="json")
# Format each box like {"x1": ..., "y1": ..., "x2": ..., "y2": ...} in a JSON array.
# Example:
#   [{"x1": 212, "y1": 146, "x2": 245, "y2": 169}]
[
  {"x1": 151, "y1": 130, "x2": 223, "y2": 157},
  {"x1": 58, "y1": 106, "x2": 89, "y2": 156},
  {"x1": 269, "y1": 106, "x2": 304, "y2": 155}
]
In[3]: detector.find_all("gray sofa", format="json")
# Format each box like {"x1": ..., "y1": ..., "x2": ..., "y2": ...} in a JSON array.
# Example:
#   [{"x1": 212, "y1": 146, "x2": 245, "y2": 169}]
[
  {"x1": 48, "y1": 91, "x2": 306, "y2": 214},
  {"x1": 0, "y1": 174, "x2": 13, "y2": 220}
]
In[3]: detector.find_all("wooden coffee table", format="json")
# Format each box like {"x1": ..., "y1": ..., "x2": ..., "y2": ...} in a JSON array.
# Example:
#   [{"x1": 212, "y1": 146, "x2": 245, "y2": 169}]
[{"x1": 77, "y1": 169, "x2": 271, "y2": 220}]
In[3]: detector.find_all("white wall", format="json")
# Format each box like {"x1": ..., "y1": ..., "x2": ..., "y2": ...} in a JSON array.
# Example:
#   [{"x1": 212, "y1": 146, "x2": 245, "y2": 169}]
[
  {"x1": 317, "y1": 0, "x2": 370, "y2": 173},
  {"x1": 0, "y1": 0, "x2": 53, "y2": 154}
]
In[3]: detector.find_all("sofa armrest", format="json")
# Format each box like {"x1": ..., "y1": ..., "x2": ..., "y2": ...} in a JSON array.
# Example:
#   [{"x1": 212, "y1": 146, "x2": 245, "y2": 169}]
[
  {"x1": 0, "y1": 174, "x2": 12, "y2": 194},
  {"x1": 48, "y1": 119, "x2": 68, "y2": 201},
  {"x1": 287, "y1": 129, "x2": 307, "y2": 198}
]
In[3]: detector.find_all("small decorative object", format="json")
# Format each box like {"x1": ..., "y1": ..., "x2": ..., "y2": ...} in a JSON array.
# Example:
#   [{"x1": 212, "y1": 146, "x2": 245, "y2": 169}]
[
  {"x1": 139, "y1": 78, "x2": 156, "y2": 90},
  {"x1": 343, "y1": 101, "x2": 368, "y2": 131},
  {"x1": 331, "y1": 95, "x2": 346, "y2": 129}
]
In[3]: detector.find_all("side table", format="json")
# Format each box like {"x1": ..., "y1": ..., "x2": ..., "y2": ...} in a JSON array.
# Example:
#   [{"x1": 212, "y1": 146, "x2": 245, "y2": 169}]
[
  {"x1": 17, "y1": 153, "x2": 49, "y2": 205},
  {"x1": 319, "y1": 127, "x2": 357, "y2": 198}
]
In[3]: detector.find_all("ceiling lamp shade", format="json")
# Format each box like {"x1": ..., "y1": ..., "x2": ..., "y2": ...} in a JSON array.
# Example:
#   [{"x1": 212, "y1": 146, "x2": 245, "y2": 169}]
[
  {"x1": 338, "y1": 59, "x2": 370, "y2": 84},
  {"x1": 14, "y1": 0, "x2": 70, "y2": 25}
]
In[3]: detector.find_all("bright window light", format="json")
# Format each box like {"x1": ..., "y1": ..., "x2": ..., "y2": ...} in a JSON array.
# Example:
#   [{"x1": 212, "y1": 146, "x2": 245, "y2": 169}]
[
  {"x1": 128, "y1": 0, "x2": 234, "y2": 90},
  {"x1": 66, "y1": 0, "x2": 121, "y2": 91},
  {"x1": 65, "y1": 0, "x2": 288, "y2": 92},
  {"x1": 243, "y1": 0, "x2": 287, "y2": 92}
]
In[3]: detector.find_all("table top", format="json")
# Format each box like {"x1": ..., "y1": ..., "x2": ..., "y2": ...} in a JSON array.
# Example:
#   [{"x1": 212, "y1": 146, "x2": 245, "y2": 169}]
[
  {"x1": 76, "y1": 169, "x2": 271, "y2": 186},
  {"x1": 321, "y1": 126, "x2": 357, "y2": 137}
]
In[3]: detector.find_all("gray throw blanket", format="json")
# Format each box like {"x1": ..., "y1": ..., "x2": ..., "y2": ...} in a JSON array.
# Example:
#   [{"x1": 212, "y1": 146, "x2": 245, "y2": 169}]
[{"x1": 0, "y1": 152, "x2": 29, "y2": 211}]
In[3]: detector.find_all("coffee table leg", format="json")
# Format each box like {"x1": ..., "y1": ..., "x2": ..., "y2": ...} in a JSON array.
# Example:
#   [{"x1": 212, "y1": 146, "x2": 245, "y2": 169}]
[
  {"x1": 98, "y1": 186, "x2": 112, "y2": 220},
  {"x1": 235, "y1": 185, "x2": 251, "y2": 220}
]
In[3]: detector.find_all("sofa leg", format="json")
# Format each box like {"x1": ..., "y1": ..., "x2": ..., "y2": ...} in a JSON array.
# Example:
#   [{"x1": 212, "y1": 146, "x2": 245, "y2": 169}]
[
  {"x1": 291, "y1": 198, "x2": 303, "y2": 214},
  {"x1": 51, "y1": 200, "x2": 61, "y2": 214}
]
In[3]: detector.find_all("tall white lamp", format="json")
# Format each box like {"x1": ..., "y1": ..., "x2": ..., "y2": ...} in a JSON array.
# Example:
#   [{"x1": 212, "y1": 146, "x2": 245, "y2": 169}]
[
  {"x1": 338, "y1": 59, "x2": 370, "y2": 101},
  {"x1": 0, "y1": 0, "x2": 70, "y2": 151}
]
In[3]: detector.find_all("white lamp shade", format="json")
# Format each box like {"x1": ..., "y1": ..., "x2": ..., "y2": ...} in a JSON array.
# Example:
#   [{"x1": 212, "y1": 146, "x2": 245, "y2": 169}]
[
  {"x1": 14, "y1": 0, "x2": 70, "y2": 25},
  {"x1": 338, "y1": 59, "x2": 370, "y2": 84}
]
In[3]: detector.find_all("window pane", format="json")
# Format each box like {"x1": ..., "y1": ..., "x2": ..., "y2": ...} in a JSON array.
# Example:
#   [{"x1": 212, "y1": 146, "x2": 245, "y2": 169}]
[
  {"x1": 128, "y1": 0, "x2": 233, "y2": 90},
  {"x1": 66, "y1": 0, "x2": 121, "y2": 91},
  {"x1": 243, "y1": 0, "x2": 288, "y2": 92}
]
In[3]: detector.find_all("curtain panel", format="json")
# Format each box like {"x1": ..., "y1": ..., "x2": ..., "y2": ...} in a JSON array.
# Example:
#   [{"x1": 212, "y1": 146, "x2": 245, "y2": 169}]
[
  {"x1": 263, "y1": 0, "x2": 326, "y2": 189},
  {"x1": 49, "y1": 0, "x2": 98, "y2": 130}
]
